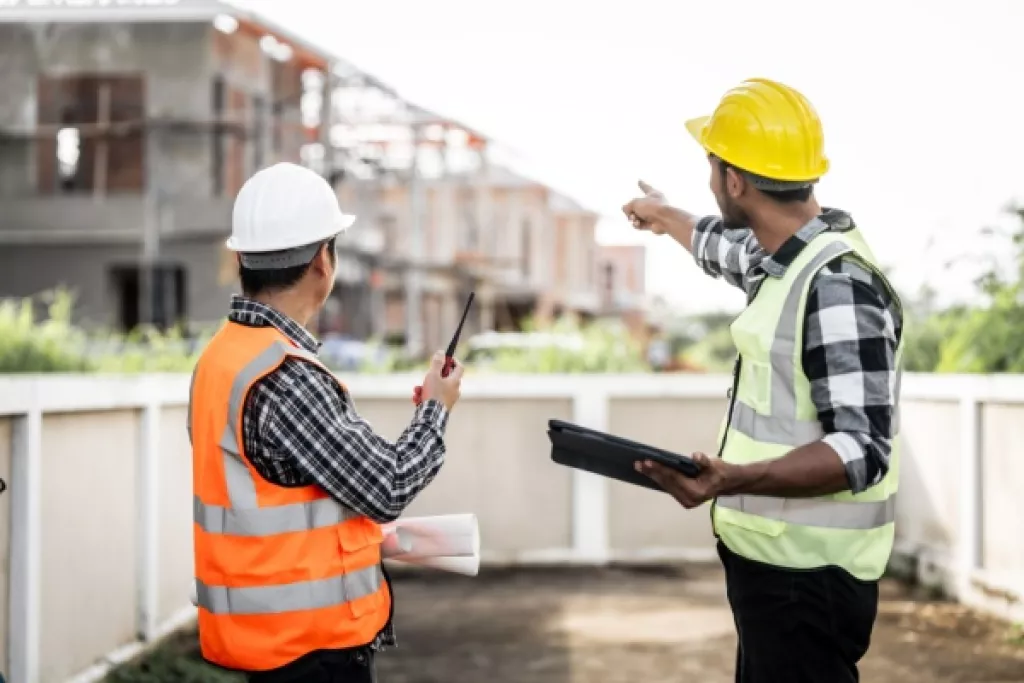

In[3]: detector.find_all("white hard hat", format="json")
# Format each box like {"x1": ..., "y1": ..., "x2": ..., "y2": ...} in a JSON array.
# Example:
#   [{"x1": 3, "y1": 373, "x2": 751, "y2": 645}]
[{"x1": 227, "y1": 162, "x2": 355, "y2": 269}]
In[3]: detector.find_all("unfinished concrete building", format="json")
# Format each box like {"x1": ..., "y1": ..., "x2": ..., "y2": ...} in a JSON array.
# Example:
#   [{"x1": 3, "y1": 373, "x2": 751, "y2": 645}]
[
  {"x1": 0, "y1": 2, "x2": 332, "y2": 331},
  {"x1": 0, "y1": 0, "x2": 608, "y2": 356}
]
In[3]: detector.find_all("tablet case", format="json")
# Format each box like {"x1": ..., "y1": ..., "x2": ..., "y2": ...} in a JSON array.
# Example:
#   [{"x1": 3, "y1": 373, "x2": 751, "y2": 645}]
[{"x1": 547, "y1": 419, "x2": 699, "y2": 492}]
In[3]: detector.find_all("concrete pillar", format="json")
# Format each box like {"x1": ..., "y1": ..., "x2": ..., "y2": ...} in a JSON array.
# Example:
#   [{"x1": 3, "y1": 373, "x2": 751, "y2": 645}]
[
  {"x1": 441, "y1": 290, "x2": 458, "y2": 350},
  {"x1": 479, "y1": 294, "x2": 496, "y2": 332}
]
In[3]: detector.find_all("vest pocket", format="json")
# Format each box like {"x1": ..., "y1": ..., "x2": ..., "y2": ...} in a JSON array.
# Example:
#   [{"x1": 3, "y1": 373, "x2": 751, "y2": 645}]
[
  {"x1": 340, "y1": 517, "x2": 384, "y2": 550},
  {"x1": 733, "y1": 358, "x2": 774, "y2": 416},
  {"x1": 337, "y1": 520, "x2": 387, "y2": 618},
  {"x1": 745, "y1": 360, "x2": 773, "y2": 413}
]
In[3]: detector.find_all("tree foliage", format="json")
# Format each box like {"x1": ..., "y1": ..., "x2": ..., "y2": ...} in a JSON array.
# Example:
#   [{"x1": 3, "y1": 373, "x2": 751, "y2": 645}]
[{"x1": 904, "y1": 206, "x2": 1024, "y2": 373}]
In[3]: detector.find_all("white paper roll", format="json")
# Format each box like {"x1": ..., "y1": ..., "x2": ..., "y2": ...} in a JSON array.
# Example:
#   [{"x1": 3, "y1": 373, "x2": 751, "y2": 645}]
[
  {"x1": 187, "y1": 514, "x2": 480, "y2": 607},
  {"x1": 381, "y1": 513, "x2": 481, "y2": 576},
  {"x1": 389, "y1": 553, "x2": 480, "y2": 576},
  {"x1": 381, "y1": 527, "x2": 414, "y2": 556},
  {"x1": 381, "y1": 513, "x2": 479, "y2": 557}
]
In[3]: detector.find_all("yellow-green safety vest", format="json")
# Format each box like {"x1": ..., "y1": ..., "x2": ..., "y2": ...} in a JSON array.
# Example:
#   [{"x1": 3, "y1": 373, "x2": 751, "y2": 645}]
[{"x1": 712, "y1": 227, "x2": 903, "y2": 582}]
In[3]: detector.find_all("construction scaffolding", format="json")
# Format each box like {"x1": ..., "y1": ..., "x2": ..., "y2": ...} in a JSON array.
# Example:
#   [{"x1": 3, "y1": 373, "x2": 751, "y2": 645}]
[
  {"x1": 321, "y1": 61, "x2": 499, "y2": 354},
  {"x1": 0, "y1": 11, "x2": 537, "y2": 347}
]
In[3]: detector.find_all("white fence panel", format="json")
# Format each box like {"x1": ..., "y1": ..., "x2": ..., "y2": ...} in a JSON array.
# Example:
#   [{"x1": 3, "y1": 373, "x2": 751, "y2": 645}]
[{"x1": 0, "y1": 373, "x2": 1021, "y2": 682}]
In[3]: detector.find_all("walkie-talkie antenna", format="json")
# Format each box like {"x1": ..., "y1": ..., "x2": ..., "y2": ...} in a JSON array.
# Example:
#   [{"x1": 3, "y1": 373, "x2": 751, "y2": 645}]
[
  {"x1": 444, "y1": 292, "x2": 476, "y2": 372},
  {"x1": 413, "y1": 291, "x2": 476, "y2": 403}
]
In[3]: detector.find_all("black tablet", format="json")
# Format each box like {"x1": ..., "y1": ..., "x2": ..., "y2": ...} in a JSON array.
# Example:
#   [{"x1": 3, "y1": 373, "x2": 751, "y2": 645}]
[{"x1": 548, "y1": 419, "x2": 700, "y2": 492}]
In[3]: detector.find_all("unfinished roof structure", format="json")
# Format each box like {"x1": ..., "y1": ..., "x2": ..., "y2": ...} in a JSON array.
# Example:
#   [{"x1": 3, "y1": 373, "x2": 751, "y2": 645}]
[{"x1": 0, "y1": 0, "x2": 614, "y2": 351}]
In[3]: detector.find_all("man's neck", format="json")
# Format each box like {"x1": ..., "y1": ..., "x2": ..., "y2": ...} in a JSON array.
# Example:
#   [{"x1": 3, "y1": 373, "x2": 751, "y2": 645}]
[
  {"x1": 252, "y1": 291, "x2": 314, "y2": 329},
  {"x1": 749, "y1": 199, "x2": 822, "y2": 254}
]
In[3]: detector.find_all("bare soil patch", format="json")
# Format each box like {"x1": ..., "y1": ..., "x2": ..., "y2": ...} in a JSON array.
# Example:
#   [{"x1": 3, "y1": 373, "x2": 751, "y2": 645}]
[{"x1": 107, "y1": 565, "x2": 1024, "y2": 682}]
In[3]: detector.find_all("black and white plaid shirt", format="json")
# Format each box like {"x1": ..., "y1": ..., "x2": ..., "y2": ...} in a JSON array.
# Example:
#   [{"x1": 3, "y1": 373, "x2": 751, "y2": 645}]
[
  {"x1": 229, "y1": 295, "x2": 449, "y2": 648},
  {"x1": 692, "y1": 209, "x2": 902, "y2": 494}
]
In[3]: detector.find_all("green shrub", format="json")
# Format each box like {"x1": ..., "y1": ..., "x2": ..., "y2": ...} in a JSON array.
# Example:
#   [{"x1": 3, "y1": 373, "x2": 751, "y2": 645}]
[
  {"x1": 473, "y1": 317, "x2": 651, "y2": 373},
  {"x1": 679, "y1": 324, "x2": 736, "y2": 373},
  {"x1": 1, "y1": 292, "x2": 653, "y2": 375},
  {"x1": 0, "y1": 291, "x2": 92, "y2": 372},
  {"x1": 89, "y1": 326, "x2": 205, "y2": 373},
  {"x1": 0, "y1": 290, "x2": 205, "y2": 374}
]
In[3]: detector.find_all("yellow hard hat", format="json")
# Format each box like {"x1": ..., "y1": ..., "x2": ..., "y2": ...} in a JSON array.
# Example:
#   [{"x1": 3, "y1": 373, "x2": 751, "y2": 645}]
[{"x1": 685, "y1": 78, "x2": 829, "y2": 184}]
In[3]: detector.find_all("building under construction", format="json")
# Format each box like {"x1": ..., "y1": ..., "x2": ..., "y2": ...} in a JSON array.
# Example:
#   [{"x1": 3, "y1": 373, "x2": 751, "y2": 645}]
[{"x1": 0, "y1": 0, "x2": 634, "y2": 357}]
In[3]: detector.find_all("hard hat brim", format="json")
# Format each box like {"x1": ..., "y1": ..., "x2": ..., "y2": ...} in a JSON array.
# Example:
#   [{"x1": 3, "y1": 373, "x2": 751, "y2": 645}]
[
  {"x1": 683, "y1": 113, "x2": 826, "y2": 182},
  {"x1": 225, "y1": 213, "x2": 356, "y2": 253},
  {"x1": 685, "y1": 116, "x2": 710, "y2": 146}
]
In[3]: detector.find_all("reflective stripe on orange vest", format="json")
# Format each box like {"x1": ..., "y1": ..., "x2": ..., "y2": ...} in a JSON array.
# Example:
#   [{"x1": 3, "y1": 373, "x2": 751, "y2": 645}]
[
  {"x1": 191, "y1": 322, "x2": 390, "y2": 671},
  {"x1": 196, "y1": 565, "x2": 384, "y2": 614},
  {"x1": 193, "y1": 494, "x2": 357, "y2": 536}
]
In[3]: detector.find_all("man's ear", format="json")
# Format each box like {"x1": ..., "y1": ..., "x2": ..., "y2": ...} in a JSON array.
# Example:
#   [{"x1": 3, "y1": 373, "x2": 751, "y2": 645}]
[
  {"x1": 725, "y1": 166, "x2": 748, "y2": 199},
  {"x1": 311, "y1": 243, "x2": 333, "y2": 277}
]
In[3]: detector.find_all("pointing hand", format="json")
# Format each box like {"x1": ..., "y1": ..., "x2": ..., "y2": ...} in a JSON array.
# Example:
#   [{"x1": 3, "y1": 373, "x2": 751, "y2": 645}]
[{"x1": 622, "y1": 180, "x2": 669, "y2": 235}]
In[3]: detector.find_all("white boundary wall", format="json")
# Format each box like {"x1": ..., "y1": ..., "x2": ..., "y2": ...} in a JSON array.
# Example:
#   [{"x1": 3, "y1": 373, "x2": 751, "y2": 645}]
[{"x1": 1, "y1": 372, "x2": 1022, "y2": 682}]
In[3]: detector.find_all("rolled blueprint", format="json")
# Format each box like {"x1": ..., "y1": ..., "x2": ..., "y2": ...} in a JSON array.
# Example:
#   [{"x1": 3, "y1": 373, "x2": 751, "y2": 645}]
[
  {"x1": 381, "y1": 513, "x2": 480, "y2": 577},
  {"x1": 187, "y1": 513, "x2": 480, "y2": 607}
]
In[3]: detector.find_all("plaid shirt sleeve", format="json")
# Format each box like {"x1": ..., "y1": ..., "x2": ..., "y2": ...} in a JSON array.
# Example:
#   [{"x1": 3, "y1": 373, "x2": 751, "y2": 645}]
[
  {"x1": 691, "y1": 216, "x2": 767, "y2": 294},
  {"x1": 258, "y1": 358, "x2": 448, "y2": 523},
  {"x1": 804, "y1": 258, "x2": 902, "y2": 494}
]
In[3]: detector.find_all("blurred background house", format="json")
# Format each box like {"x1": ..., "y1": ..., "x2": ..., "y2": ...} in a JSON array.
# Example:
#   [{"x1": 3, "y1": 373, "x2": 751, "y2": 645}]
[
  {"x1": 596, "y1": 244, "x2": 650, "y2": 336},
  {"x1": 0, "y1": 0, "x2": 653, "y2": 361}
]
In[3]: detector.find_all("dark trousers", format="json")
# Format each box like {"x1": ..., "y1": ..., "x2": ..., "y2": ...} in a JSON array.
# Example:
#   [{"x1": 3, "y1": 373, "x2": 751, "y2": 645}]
[
  {"x1": 246, "y1": 647, "x2": 376, "y2": 683},
  {"x1": 718, "y1": 541, "x2": 878, "y2": 683}
]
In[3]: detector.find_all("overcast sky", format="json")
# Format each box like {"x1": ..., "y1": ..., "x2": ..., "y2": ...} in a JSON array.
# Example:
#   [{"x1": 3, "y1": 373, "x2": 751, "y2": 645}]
[{"x1": 249, "y1": 0, "x2": 1024, "y2": 313}]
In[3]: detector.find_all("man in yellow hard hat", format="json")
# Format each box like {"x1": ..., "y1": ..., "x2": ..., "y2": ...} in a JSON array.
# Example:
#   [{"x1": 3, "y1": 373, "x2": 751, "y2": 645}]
[{"x1": 623, "y1": 78, "x2": 903, "y2": 682}]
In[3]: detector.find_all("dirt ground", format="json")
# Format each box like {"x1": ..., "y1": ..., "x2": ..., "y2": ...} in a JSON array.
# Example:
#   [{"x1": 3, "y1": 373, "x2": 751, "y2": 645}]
[
  {"x1": 373, "y1": 565, "x2": 1024, "y2": 683},
  {"x1": 113, "y1": 565, "x2": 1024, "y2": 683}
]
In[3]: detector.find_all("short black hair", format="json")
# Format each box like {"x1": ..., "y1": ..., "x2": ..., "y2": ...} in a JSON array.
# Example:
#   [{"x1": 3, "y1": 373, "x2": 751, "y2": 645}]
[
  {"x1": 761, "y1": 185, "x2": 814, "y2": 204},
  {"x1": 239, "y1": 237, "x2": 337, "y2": 297},
  {"x1": 716, "y1": 157, "x2": 814, "y2": 204}
]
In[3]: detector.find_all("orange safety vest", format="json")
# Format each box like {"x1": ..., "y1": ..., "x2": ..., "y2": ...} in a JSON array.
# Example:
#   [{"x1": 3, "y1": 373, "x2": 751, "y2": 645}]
[{"x1": 188, "y1": 321, "x2": 391, "y2": 672}]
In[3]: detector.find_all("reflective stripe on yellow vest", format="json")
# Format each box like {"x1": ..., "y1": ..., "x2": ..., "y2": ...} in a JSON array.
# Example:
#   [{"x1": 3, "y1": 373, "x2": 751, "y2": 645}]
[
  {"x1": 190, "y1": 322, "x2": 390, "y2": 671},
  {"x1": 712, "y1": 228, "x2": 903, "y2": 581}
]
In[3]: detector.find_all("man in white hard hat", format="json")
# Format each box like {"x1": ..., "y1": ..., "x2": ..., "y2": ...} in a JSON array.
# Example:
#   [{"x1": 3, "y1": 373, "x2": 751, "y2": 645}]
[{"x1": 188, "y1": 162, "x2": 463, "y2": 682}]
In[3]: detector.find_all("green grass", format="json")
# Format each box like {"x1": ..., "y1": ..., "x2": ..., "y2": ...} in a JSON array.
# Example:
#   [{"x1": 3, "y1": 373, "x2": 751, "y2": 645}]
[{"x1": 103, "y1": 627, "x2": 242, "y2": 683}]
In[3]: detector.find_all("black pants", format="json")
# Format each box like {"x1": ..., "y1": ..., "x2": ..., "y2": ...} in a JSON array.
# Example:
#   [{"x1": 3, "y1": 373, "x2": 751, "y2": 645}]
[
  {"x1": 718, "y1": 541, "x2": 878, "y2": 683},
  {"x1": 246, "y1": 647, "x2": 376, "y2": 683}
]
